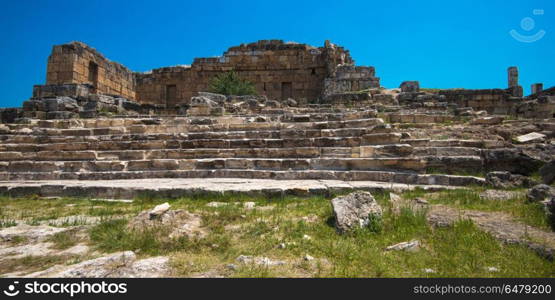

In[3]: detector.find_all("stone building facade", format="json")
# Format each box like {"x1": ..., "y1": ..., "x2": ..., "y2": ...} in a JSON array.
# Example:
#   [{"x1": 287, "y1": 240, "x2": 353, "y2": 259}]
[
  {"x1": 38, "y1": 40, "x2": 380, "y2": 107},
  {"x1": 45, "y1": 42, "x2": 135, "y2": 99}
]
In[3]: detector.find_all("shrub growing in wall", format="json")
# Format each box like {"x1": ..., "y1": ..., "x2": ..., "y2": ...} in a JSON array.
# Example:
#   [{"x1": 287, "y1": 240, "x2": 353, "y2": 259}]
[{"x1": 208, "y1": 71, "x2": 257, "y2": 96}]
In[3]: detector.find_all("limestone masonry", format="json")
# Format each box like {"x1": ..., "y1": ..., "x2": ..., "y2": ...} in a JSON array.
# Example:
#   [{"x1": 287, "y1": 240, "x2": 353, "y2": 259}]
[
  {"x1": 1, "y1": 33, "x2": 554, "y2": 280},
  {"x1": 40, "y1": 40, "x2": 379, "y2": 107},
  {"x1": 0, "y1": 39, "x2": 552, "y2": 121},
  {"x1": 0, "y1": 39, "x2": 553, "y2": 200}
]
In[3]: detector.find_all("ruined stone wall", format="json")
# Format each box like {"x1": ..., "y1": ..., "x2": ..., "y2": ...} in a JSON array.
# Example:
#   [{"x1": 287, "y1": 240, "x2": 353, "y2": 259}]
[
  {"x1": 46, "y1": 42, "x2": 135, "y2": 100},
  {"x1": 0, "y1": 108, "x2": 22, "y2": 124},
  {"x1": 135, "y1": 67, "x2": 192, "y2": 106},
  {"x1": 529, "y1": 86, "x2": 555, "y2": 98},
  {"x1": 323, "y1": 65, "x2": 380, "y2": 96},
  {"x1": 438, "y1": 89, "x2": 519, "y2": 114},
  {"x1": 40, "y1": 40, "x2": 379, "y2": 107},
  {"x1": 135, "y1": 40, "x2": 354, "y2": 107}
]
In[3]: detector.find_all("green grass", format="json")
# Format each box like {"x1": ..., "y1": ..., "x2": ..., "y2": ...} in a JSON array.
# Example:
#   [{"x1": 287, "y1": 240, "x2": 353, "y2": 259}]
[
  {"x1": 423, "y1": 220, "x2": 552, "y2": 277},
  {"x1": 0, "y1": 217, "x2": 17, "y2": 228},
  {"x1": 0, "y1": 255, "x2": 77, "y2": 275},
  {"x1": 222, "y1": 196, "x2": 553, "y2": 277},
  {"x1": 48, "y1": 230, "x2": 82, "y2": 250},
  {"x1": 424, "y1": 188, "x2": 550, "y2": 229},
  {"x1": 89, "y1": 218, "x2": 192, "y2": 256},
  {"x1": 169, "y1": 192, "x2": 553, "y2": 277},
  {"x1": 529, "y1": 171, "x2": 543, "y2": 183},
  {"x1": 0, "y1": 191, "x2": 554, "y2": 277},
  {"x1": 0, "y1": 195, "x2": 146, "y2": 224},
  {"x1": 7, "y1": 235, "x2": 28, "y2": 245}
]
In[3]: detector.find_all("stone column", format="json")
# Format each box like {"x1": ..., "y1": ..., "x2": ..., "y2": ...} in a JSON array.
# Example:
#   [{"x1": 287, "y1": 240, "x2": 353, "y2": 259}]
[
  {"x1": 323, "y1": 40, "x2": 337, "y2": 77},
  {"x1": 508, "y1": 66, "x2": 518, "y2": 88},
  {"x1": 507, "y1": 66, "x2": 523, "y2": 97},
  {"x1": 400, "y1": 81, "x2": 420, "y2": 93},
  {"x1": 531, "y1": 83, "x2": 543, "y2": 95}
]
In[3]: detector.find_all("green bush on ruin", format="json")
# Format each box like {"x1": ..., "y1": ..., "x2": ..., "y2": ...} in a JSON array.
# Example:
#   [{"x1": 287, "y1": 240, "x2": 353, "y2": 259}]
[{"x1": 208, "y1": 71, "x2": 257, "y2": 96}]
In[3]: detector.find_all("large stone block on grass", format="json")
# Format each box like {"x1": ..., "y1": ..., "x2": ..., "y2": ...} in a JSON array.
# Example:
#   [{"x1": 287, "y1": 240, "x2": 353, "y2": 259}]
[{"x1": 331, "y1": 191, "x2": 382, "y2": 234}]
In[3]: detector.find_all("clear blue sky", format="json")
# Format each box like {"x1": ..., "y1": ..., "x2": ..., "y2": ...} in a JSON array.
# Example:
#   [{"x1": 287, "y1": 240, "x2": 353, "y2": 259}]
[{"x1": 1, "y1": 0, "x2": 553, "y2": 107}]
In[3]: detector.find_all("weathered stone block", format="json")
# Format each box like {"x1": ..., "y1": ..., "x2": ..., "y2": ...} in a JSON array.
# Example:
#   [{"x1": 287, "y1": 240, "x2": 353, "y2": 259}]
[{"x1": 361, "y1": 133, "x2": 402, "y2": 145}]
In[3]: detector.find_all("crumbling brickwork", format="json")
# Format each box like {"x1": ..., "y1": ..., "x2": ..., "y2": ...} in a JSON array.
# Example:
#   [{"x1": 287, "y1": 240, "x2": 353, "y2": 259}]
[
  {"x1": 46, "y1": 42, "x2": 135, "y2": 100},
  {"x1": 40, "y1": 40, "x2": 379, "y2": 107},
  {"x1": 323, "y1": 65, "x2": 379, "y2": 96},
  {"x1": 438, "y1": 89, "x2": 516, "y2": 114},
  {"x1": 135, "y1": 40, "x2": 353, "y2": 106}
]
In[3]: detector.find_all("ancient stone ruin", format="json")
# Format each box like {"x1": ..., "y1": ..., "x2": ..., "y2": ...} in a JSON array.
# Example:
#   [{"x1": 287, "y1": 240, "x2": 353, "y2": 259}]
[
  {"x1": 0, "y1": 39, "x2": 553, "y2": 198},
  {"x1": 0, "y1": 39, "x2": 554, "y2": 279}
]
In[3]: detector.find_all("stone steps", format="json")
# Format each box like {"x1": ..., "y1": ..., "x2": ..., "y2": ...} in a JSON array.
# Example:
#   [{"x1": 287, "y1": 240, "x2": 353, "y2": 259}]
[
  {"x1": 0, "y1": 113, "x2": 498, "y2": 188},
  {"x1": 0, "y1": 156, "x2": 483, "y2": 172},
  {"x1": 45, "y1": 110, "x2": 374, "y2": 127},
  {"x1": 402, "y1": 138, "x2": 505, "y2": 148},
  {"x1": 7, "y1": 110, "x2": 378, "y2": 127},
  {"x1": 0, "y1": 137, "x2": 359, "y2": 151},
  {"x1": 1, "y1": 117, "x2": 386, "y2": 135},
  {"x1": 383, "y1": 113, "x2": 456, "y2": 124},
  {"x1": 0, "y1": 178, "x2": 457, "y2": 200},
  {"x1": 0, "y1": 125, "x2": 393, "y2": 144},
  {"x1": 0, "y1": 133, "x2": 411, "y2": 152},
  {"x1": 0, "y1": 169, "x2": 485, "y2": 186},
  {"x1": 0, "y1": 147, "x2": 331, "y2": 160},
  {"x1": 412, "y1": 146, "x2": 483, "y2": 156},
  {"x1": 0, "y1": 145, "x2": 488, "y2": 161},
  {"x1": 0, "y1": 137, "x2": 503, "y2": 155}
]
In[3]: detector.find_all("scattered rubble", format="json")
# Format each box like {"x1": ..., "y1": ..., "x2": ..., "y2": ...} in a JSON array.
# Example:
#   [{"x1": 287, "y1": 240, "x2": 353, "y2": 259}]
[
  {"x1": 483, "y1": 149, "x2": 544, "y2": 176},
  {"x1": 414, "y1": 198, "x2": 428, "y2": 205},
  {"x1": 514, "y1": 132, "x2": 546, "y2": 144},
  {"x1": 128, "y1": 203, "x2": 206, "y2": 239},
  {"x1": 206, "y1": 202, "x2": 228, "y2": 208},
  {"x1": 527, "y1": 185, "x2": 555, "y2": 203},
  {"x1": 427, "y1": 205, "x2": 555, "y2": 260},
  {"x1": 479, "y1": 190, "x2": 521, "y2": 201},
  {"x1": 487, "y1": 267, "x2": 499, "y2": 272},
  {"x1": 471, "y1": 116, "x2": 504, "y2": 125},
  {"x1": 243, "y1": 202, "x2": 256, "y2": 210},
  {"x1": 24, "y1": 251, "x2": 170, "y2": 278},
  {"x1": 149, "y1": 202, "x2": 171, "y2": 218},
  {"x1": 0, "y1": 224, "x2": 72, "y2": 243},
  {"x1": 485, "y1": 171, "x2": 538, "y2": 189},
  {"x1": 303, "y1": 254, "x2": 315, "y2": 261},
  {"x1": 236, "y1": 255, "x2": 286, "y2": 267},
  {"x1": 385, "y1": 240, "x2": 421, "y2": 252}
]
